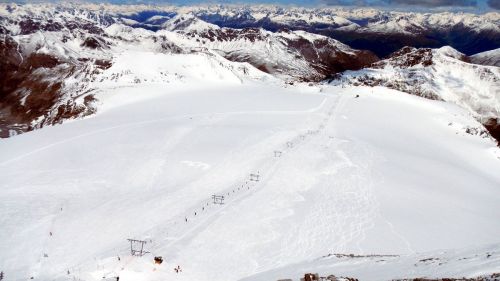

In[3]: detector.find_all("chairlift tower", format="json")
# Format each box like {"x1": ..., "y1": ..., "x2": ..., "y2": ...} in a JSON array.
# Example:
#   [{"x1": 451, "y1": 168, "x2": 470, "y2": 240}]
[
  {"x1": 212, "y1": 195, "x2": 225, "y2": 205},
  {"x1": 127, "y1": 239, "x2": 149, "y2": 256},
  {"x1": 250, "y1": 173, "x2": 260, "y2": 182}
]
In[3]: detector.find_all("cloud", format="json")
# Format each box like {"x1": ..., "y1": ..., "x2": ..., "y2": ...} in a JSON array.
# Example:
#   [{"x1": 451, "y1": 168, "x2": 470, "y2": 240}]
[
  {"x1": 320, "y1": 0, "x2": 478, "y2": 7},
  {"x1": 487, "y1": 0, "x2": 500, "y2": 8}
]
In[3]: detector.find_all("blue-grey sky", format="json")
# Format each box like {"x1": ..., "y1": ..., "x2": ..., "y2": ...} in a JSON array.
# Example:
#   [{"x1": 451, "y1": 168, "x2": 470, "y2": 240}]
[
  {"x1": 315, "y1": 0, "x2": 498, "y2": 10},
  {"x1": 4, "y1": 0, "x2": 499, "y2": 11}
]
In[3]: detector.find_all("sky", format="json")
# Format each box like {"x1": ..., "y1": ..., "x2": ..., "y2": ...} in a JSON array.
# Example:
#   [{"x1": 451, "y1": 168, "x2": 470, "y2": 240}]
[
  {"x1": 204, "y1": 0, "x2": 500, "y2": 11},
  {"x1": 312, "y1": 0, "x2": 499, "y2": 11},
  {"x1": 3, "y1": 0, "x2": 499, "y2": 11}
]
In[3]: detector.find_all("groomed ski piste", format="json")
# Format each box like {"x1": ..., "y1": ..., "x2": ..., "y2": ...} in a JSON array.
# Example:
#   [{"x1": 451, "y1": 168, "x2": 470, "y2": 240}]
[{"x1": 1, "y1": 51, "x2": 500, "y2": 281}]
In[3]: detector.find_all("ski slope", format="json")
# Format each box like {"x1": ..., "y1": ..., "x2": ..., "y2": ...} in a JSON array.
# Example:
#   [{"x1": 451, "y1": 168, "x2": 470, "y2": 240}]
[
  {"x1": 244, "y1": 242, "x2": 500, "y2": 281},
  {"x1": 1, "y1": 84, "x2": 499, "y2": 281}
]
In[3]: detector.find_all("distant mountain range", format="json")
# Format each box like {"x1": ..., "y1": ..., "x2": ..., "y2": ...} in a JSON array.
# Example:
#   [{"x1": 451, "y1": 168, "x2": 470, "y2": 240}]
[
  {"x1": 118, "y1": 5, "x2": 500, "y2": 57},
  {"x1": 0, "y1": 3, "x2": 499, "y2": 143}
]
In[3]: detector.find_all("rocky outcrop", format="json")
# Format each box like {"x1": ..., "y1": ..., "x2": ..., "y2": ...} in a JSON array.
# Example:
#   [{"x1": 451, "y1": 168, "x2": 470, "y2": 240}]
[{"x1": 0, "y1": 34, "x2": 106, "y2": 137}]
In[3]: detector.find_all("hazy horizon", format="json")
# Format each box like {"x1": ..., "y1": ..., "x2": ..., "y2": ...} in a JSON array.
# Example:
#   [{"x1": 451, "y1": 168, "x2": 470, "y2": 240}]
[{"x1": 1, "y1": 0, "x2": 499, "y2": 13}]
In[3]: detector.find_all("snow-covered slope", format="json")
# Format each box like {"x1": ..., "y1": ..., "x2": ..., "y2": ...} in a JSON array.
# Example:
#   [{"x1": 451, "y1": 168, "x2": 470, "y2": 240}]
[
  {"x1": 1, "y1": 85, "x2": 499, "y2": 281},
  {"x1": 337, "y1": 46, "x2": 500, "y2": 144},
  {"x1": 162, "y1": 13, "x2": 219, "y2": 32},
  {"x1": 1, "y1": 5, "x2": 500, "y2": 280},
  {"x1": 471, "y1": 48, "x2": 500, "y2": 67},
  {"x1": 0, "y1": 5, "x2": 379, "y2": 138},
  {"x1": 0, "y1": 8, "x2": 276, "y2": 138},
  {"x1": 156, "y1": 16, "x2": 377, "y2": 81},
  {"x1": 244, "y1": 243, "x2": 500, "y2": 281}
]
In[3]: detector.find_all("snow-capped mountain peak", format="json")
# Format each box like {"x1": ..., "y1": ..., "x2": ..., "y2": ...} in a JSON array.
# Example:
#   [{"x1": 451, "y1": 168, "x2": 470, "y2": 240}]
[
  {"x1": 162, "y1": 13, "x2": 219, "y2": 32},
  {"x1": 435, "y1": 45, "x2": 469, "y2": 61},
  {"x1": 471, "y1": 47, "x2": 500, "y2": 67}
]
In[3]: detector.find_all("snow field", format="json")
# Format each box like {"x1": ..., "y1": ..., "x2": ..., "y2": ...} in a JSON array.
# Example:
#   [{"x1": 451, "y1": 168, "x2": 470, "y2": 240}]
[
  {"x1": 1, "y1": 84, "x2": 499, "y2": 281},
  {"x1": 0, "y1": 83, "x2": 328, "y2": 280}
]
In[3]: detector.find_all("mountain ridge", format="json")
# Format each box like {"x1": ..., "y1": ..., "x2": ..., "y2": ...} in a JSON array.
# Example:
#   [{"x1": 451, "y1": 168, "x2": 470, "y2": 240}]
[{"x1": 2, "y1": 3, "x2": 499, "y2": 56}]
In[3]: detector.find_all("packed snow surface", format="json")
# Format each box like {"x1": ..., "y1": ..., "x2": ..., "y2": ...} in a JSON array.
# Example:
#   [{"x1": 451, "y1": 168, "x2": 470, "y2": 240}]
[
  {"x1": 341, "y1": 46, "x2": 500, "y2": 123},
  {"x1": 245, "y1": 242, "x2": 500, "y2": 281},
  {"x1": 1, "y1": 83, "x2": 500, "y2": 281}
]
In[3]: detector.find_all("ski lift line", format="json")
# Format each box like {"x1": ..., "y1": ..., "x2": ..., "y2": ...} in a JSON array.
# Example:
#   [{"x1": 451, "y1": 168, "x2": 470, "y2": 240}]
[
  {"x1": 120, "y1": 106, "x2": 336, "y2": 276},
  {"x1": 100, "y1": 255, "x2": 135, "y2": 280},
  {"x1": 161, "y1": 153, "x2": 285, "y2": 251},
  {"x1": 67, "y1": 96, "x2": 341, "y2": 277},
  {"x1": 146, "y1": 149, "x2": 288, "y2": 256},
  {"x1": 37, "y1": 200, "x2": 69, "y2": 277},
  {"x1": 70, "y1": 252, "x2": 134, "y2": 281},
  {"x1": 145, "y1": 173, "x2": 262, "y2": 249},
  {"x1": 157, "y1": 99, "x2": 338, "y2": 247}
]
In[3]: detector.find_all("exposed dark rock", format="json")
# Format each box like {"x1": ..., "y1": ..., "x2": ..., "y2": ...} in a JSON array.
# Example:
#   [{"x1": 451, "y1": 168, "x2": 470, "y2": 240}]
[
  {"x1": 484, "y1": 118, "x2": 500, "y2": 146},
  {"x1": 81, "y1": 36, "x2": 108, "y2": 49},
  {"x1": 372, "y1": 47, "x2": 433, "y2": 68},
  {"x1": 26, "y1": 53, "x2": 61, "y2": 68},
  {"x1": 65, "y1": 21, "x2": 104, "y2": 34},
  {"x1": 0, "y1": 34, "x2": 105, "y2": 138},
  {"x1": 19, "y1": 18, "x2": 64, "y2": 34},
  {"x1": 94, "y1": 59, "x2": 112, "y2": 70}
]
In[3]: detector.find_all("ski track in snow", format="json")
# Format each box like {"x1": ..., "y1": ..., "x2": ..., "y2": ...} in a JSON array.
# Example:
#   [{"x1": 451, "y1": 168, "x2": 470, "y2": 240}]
[
  {"x1": 46, "y1": 93, "x2": 334, "y2": 280},
  {"x1": 38, "y1": 90, "x2": 401, "y2": 280},
  {"x1": 109, "y1": 91, "x2": 380, "y2": 281},
  {"x1": 3, "y1": 86, "x2": 500, "y2": 281},
  {"x1": 297, "y1": 93, "x2": 379, "y2": 256},
  {"x1": 0, "y1": 97, "x2": 326, "y2": 167},
  {"x1": 61, "y1": 92, "x2": 352, "y2": 281}
]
